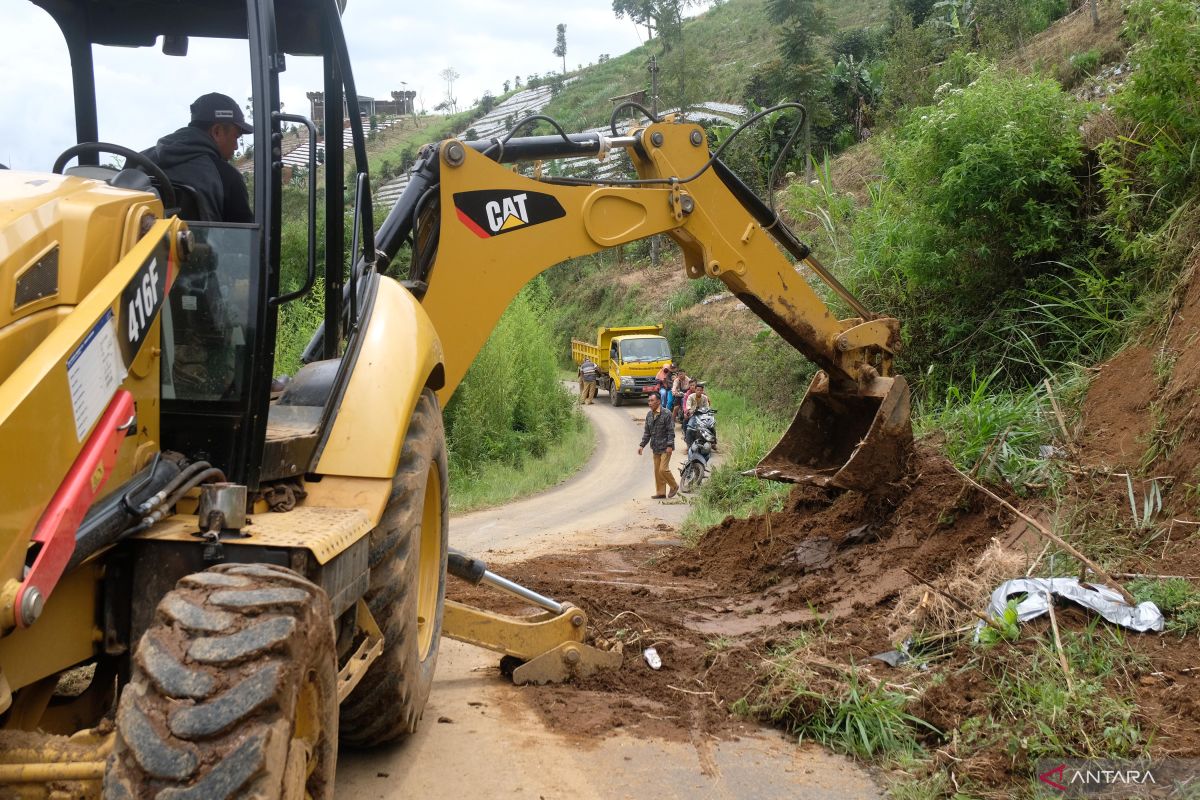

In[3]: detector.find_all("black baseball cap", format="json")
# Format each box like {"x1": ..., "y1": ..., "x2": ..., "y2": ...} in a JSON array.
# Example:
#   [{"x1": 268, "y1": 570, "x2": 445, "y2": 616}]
[{"x1": 190, "y1": 92, "x2": 253, "y2": 134}]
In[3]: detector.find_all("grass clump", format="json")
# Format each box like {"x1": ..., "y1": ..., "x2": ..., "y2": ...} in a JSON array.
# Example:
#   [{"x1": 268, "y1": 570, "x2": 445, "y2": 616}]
[
  {"x1": 666, "y1": 276, "x2": 726, "y2": 314},
  {"x1": 962, "y1": 633, "x2": 1145, "y2": 765},
  {"x1": 915, "y1": 369, "x2": 1057, "y2": 492},
  {"x1": 680, "y1": 387, "x2": 792, "y2": 542},
  {"x1": 1130, "y1": 577, "x2": 1200, "y2": 638},
  {"x1": 758, "y1": 658, "x2": 935, "y2": 761}
]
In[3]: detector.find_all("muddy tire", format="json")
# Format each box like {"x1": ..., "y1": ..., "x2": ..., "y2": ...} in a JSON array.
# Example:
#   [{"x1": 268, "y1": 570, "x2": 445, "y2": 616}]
[
  {"x1": 105, "y1": 563, "x2": 338, "y2": 800},
  {"x1": 610, "y1": 386, "x2": 624, "y2": 407},
  {"x1": 338, "y1": 388, "x2": 448, "y2": 747},
  {"x1": 679, "y1": 461, "x2": 703, "y2": 493}
]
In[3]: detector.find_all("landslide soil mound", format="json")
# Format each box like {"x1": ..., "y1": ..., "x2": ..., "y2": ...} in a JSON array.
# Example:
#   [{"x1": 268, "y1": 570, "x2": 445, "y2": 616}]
[
  {"x1": 447, "y1": 444, "x2": 1016, "y2": 747},
  {"x1": 669, "y1": 443, "x2": 1009, "y2": 619}
]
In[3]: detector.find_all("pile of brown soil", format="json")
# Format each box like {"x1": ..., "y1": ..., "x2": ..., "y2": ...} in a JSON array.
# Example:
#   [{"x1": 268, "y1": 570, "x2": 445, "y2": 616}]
[
  {"x1": 670, "y1": 444, "x2": 1008, "y2": 620},
  {"x1": 1075, "y1": 344, "x2": 1156, "y2": 470},
  {"x1": 446, "y1": 444, "x2": 1016, "y2": 748},
  {"x1": 448, "y1": 428, "x2": 1200, "y2": 795}
]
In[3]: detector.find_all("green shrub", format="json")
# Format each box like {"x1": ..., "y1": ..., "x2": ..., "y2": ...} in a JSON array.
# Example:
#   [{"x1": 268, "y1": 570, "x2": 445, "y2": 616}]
[
  {"x1": 844, "y1": 66, "x2": 1088, "y2": 389},
  {"x1": 915, "y1": 369, "x2": 1056, "y2": 490},
  {"x1": 1068, "y1": 47, "x2": 1102, "y2": 78},
  {"x1": 1102, "y1": 0, "x2": 1200, "y2": 240},
  {"x1": 1130, "y1": 578, "x2": 1200, "y2": 638},
  {"x1": 445, "y1": 278, "x2": 577, "y2": 475},
  {"x1": 885, "y1": 67, "x2": 1085, "y2": 296}
]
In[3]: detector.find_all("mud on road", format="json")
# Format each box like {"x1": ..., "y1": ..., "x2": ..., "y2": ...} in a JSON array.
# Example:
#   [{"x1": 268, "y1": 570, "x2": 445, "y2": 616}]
[{"x1": 343, "y1": 331, "x2": 1200, "y2": 797}]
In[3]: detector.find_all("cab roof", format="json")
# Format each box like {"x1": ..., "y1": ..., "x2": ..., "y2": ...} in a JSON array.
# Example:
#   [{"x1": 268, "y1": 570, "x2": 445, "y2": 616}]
[{"x1": 31, "y1": 0, "x2": 345, "y2": 55}]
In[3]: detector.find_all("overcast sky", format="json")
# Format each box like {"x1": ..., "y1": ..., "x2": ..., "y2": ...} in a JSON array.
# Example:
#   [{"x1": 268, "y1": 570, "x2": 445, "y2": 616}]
[{"x1": 0, "y1": 0, "x2": 709, "y2": 170}]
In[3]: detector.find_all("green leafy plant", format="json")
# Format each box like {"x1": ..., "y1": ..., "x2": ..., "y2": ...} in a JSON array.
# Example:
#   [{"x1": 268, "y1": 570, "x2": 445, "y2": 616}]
[
  {"x1": 1130, "y1": 578, "x2": 1200, "y2": 638},
  {"x1": 977, "y1": 598, "x2": 1020, "y2": 646}
]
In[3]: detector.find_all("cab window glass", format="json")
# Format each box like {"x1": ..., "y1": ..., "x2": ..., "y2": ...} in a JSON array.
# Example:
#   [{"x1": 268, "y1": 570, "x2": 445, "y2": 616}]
[{"x1": 161, "y1": 224, "x2": 256, "y2": 402}]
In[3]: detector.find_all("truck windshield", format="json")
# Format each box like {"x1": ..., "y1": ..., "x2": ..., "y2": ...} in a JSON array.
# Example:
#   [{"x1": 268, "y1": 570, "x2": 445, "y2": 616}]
[{"x1": 620, "y1": 338, "x2": 671, "y2": 362}]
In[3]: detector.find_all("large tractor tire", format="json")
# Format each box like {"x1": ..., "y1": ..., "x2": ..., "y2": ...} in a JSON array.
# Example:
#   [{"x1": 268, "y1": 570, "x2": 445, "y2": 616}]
[
  {"x1": 338, "y1": 388, "x2": 448, "y2": 746},
  {"x1": 105, "y1": 563, "x2": 338, "y2": 800}
]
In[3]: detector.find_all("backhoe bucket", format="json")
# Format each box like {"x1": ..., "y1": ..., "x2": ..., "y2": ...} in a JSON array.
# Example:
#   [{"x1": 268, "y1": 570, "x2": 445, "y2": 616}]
[{"x1": 752, "y1": 373, "x2": 912, "y2": 492}]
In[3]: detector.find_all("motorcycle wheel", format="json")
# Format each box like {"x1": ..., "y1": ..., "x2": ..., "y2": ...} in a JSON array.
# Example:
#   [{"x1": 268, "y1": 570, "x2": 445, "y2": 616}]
[{"x1": 680, "y1": 461, "x2": 703, "y2": 493}]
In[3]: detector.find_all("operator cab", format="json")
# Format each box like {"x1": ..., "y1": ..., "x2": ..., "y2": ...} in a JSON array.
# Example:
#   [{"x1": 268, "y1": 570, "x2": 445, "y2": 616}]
[{"x1": 33, "y1": 0, "x2": 380, "y2": 492}]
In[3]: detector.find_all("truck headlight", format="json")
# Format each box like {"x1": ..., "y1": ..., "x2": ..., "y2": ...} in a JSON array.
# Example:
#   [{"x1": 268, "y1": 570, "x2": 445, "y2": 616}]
[{"x1": 620, "y1": 377, "x2": 634, "y2": 387}]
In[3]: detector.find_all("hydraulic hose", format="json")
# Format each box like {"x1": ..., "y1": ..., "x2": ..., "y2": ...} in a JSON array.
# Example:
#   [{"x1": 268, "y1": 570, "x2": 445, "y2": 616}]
[
  {"x1": 68, "y1": 456, "x2": 182, "y2": 570},
  {"x1": 120, "y1": 466, "x2": 228, "y2": 538},
  {"x1": 134, "y1": 460, "x2": 212, "y2": 515}
]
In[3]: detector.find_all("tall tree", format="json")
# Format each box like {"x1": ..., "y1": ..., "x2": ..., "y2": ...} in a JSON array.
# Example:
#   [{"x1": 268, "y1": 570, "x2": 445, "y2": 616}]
[
  {"x1": 439, "y1": 67, "x2": 460, "y2": 113},
  {"x1": 612, "y1": 0, "x2": 657, "y2": 40},
  {"x1": 764, "y1": 0, "x2": 832, "y2": 176},
  {"x1": 553, "y1": 24, "x2": 568, "y2": 74},
  {"x1": 612, "y1": 0, "x2": 698, "y2": 44}
]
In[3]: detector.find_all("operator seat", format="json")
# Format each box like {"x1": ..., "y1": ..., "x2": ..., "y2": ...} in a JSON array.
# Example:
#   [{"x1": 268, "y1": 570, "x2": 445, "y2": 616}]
[{"x1": 168, "y1": 184, "x2": 205, "y2": 221}]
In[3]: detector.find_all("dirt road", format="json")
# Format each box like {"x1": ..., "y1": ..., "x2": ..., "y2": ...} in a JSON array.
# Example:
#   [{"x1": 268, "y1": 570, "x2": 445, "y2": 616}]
[{"x1": 336, "y1": 397, "x2": 881, "y2": 798}]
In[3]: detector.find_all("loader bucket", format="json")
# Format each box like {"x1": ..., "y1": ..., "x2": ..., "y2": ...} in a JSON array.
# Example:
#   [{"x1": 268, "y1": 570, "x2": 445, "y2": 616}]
[{"x1": 752, "y1": 373, "x2": 912, "y2": 492}]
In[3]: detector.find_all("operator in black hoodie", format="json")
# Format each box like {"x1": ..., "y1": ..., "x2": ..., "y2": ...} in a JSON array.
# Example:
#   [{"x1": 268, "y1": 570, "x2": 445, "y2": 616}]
[{"x1": 145, "y1": 93, "x2": 253, "y2": 223}]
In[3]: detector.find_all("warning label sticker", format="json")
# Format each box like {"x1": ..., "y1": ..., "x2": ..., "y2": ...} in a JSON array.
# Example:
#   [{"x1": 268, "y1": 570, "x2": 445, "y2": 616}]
[{"x1": 67, "y1": 309, "x2": 128, "y2": 441}]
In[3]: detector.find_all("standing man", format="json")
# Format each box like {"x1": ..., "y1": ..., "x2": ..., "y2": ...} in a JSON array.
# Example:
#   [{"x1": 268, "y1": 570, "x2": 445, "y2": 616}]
[
  {"x1": 145, "y1": 92, "x2": 253, "y2": 222},
  {"x1": 578, "y1": 356, "x2": 599, "y2": 405},
  {"x1": 638, "y1": 393, "x2": 678, "y2": 499}
]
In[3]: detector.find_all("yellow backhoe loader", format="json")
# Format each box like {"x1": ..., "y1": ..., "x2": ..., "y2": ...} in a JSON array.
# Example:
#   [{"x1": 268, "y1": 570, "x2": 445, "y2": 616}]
[{"x1": 0, "y1": 0, "x2": 910, "y2": 796}]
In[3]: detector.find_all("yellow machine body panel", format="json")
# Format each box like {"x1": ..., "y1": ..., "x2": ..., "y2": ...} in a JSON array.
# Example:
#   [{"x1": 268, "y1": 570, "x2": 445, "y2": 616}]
[
  {"x1": 0, "y1": 173, "x2": 179, "y2": 603},
  {"x1": 423, "y1": 146, "x2": 683, "y2": 404},
  {"x1": 314, "y1": 275, "x2": 445, "y2": 479},
  {"x1": 0, "y1": 565, "x2": 99, "y2": 693}
]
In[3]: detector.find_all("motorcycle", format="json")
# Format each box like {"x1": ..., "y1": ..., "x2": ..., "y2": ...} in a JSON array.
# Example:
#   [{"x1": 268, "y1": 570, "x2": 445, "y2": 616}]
[{"x1": 679, "y1": 407, "x2": 717, "y2": 493}]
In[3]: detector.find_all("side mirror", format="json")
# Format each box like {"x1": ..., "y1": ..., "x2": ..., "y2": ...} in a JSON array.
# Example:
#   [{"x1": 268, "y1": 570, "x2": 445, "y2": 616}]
[{"x1": 162, "y1": 35, "x2": 189, "y2": 56}]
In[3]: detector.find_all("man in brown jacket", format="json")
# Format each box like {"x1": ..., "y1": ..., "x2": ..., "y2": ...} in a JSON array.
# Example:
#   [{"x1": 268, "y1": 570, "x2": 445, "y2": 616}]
[{"x1": 638, "y1": 392, "x2": 678, "y2": 499}]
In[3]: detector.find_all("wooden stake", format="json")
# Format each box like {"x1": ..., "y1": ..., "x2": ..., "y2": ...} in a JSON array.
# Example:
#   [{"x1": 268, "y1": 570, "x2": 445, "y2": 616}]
[
  {"x1": 950, "y1": 465, "x2": 1137, "y2": 605},
  {"x1": 1043, "y1": 378, "x2": 1071, "y2": 442},
  {"x1": 1045, "y1": 592, "x2": 1075, "y2": 693}
]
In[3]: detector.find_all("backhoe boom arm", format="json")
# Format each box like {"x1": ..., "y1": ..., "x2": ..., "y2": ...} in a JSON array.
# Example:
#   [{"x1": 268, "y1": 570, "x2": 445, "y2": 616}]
[{"x1": 380, "y1": 119, "x2": 912, "y2": 490}]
